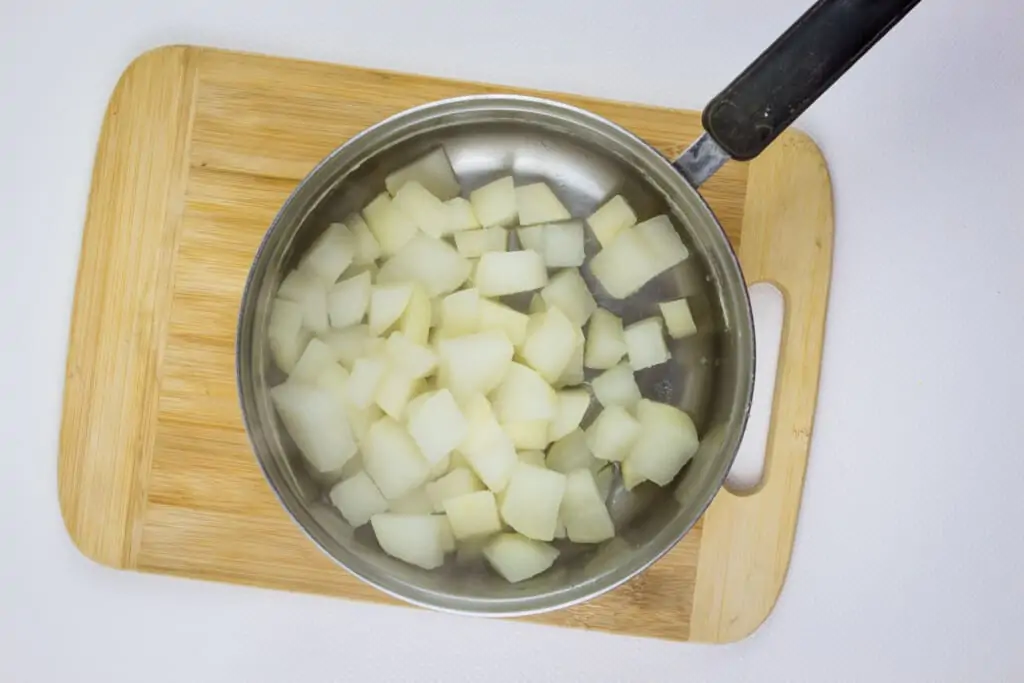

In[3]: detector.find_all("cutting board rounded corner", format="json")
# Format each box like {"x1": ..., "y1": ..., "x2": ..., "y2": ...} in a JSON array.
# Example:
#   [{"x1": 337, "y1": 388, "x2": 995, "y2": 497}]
[
  {"x1": 115, "y1": 45, "x2": 193, "y2": 90},
  {"x1": 56, "y1": 472, "x2": 120, "y2": 570},
  {"x1": 775, "y1": 127, "x2": 833, "y2": 192}
]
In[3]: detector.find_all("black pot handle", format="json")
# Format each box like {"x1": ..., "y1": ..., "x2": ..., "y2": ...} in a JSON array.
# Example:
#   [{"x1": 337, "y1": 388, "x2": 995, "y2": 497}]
[{"x1": 676, "y1": 0, "x2": 922, "y2": 187}]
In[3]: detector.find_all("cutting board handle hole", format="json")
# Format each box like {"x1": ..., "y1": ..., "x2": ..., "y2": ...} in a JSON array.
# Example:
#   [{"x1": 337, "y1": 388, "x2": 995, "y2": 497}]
[{"x1": 726, "y1": 282, "x2": 784, "y2": 493}]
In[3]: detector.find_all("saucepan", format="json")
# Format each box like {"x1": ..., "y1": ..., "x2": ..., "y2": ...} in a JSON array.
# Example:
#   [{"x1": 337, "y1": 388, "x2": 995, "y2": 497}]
[{"x1": 237, "y1": 0, "x2": 920, "y2": 615}]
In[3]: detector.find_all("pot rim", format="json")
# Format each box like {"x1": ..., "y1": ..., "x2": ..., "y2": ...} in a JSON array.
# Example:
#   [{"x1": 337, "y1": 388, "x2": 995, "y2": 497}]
[{"x1": 236, "y1": 94, "x2": 755, "y2": 617}]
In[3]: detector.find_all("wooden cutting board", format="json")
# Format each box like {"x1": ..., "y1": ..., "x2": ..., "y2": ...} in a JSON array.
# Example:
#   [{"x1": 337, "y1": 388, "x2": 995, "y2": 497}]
[{"x1": 58, "y1": 45, "x2": 833, "y2": 643}]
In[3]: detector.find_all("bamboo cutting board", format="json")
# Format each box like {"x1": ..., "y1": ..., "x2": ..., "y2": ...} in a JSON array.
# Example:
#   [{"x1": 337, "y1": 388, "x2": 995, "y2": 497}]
[{"x1": 59, "y1": 46, "x2": 833, "y2": 643}]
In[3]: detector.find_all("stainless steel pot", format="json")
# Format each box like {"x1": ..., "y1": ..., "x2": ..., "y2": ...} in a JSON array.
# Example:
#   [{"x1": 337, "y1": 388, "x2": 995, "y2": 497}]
[{"x1": 237, "y1": 0, "x2": 920, "y2": 615}]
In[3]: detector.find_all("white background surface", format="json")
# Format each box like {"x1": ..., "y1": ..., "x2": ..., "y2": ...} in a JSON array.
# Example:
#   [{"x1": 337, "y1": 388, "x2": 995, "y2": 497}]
[{"x1": 3, "y1": 0, "x2": 1023, "y2": 680}]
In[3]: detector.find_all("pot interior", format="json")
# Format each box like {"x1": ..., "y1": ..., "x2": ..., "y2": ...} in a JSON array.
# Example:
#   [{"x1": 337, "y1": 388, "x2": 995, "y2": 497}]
[{"x1": 237, "y1": 96, "x2": 754, "y2": 615}]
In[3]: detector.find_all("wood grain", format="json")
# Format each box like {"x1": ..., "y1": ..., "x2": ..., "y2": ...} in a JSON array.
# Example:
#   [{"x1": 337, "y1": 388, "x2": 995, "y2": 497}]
[
  {"x1": 58, "y1": 45, "x2": 832, "y2": 643},
  {"x1": 59, "y1": 46, "x2": 198, "y2": 567},
  {"x1": 689, "y1": 131, "x2": 834, "y2": 642}
]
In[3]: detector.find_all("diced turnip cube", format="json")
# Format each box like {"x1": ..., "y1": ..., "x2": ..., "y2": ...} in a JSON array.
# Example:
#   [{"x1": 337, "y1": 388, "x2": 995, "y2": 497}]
[
  {"x1": 317, "y1": 370, "x2": 351, "y2": 411},
  {"x1": 448, "y1": 450, "x2": 472, "y2": 472},
  {"x1": 470, "y1": 176, "x2": 517, "y2": 227},
  {"x1": 304, "y1": 293, "x2": 330, "y2": 335},
  {"x1": 516, "y1": 182, "x2": 571, "y2": 226},
  {"x1": 368, "y1": 284, "x2": 413, "y2": 335},
  {"x1": 403, "y1": 393, "x2": 432, "y2": 423},
  {"x1": 340, "y1": 452, "x2": 363, "y2": 479},
  {"x1": 586, "y1": 405, "x2": 641, "y2": 462},
  {"x1": 330, "y1": 471, "x2": 388, "y2": 527},
  {"x1": 362, "y1": 417, "x2": 431, "y2": 500},
  {"x1": 624, "y1": 399, "x2": 700, "y2": 486},
  {"x1": 393, "y1": 181, "x2": 452, "y2": 238},
  {"x1": 428, "y1": 453, "x2": 451, "y2": 480},
  {"x1": 659, "y1": 298, "x2": 698, "y2": 339},
  {"x1": 621, "y1": 458, "x2": 646, "y2": 491},
  {"x1": 268, "y1": 298, "x2": 309, "y2": 373},
  {"x1": 588, "y1": 228, "x2": 651, "y2": 299},
  {"x1": 457, "y1": 395, "x2": 518, "y2": 492},
  {"x1": 435, "y1": 515, "x2": 457, "y2": 553},
  {"x1": 327, "y1": 270, "x2": 371, "y2": 330},
  {"x1": 290, "y1": 338, "x2": 349, "y2": 403},
  {"x1": 477, "y1": 299, "x2": 529, "y2": 349},
  {"x1": 425, "y1": 467, "x2": 484, "y2": 512},
  {"x1": 555, "y1": 325, "x2": 585, "y2": 388},
  {"x1": 398, "y1": 284, "x2": 431, "y2": 345},
  {"x1": 546, "y1": 429, "x2": 599, "y2": 474},
  {"x1": 484, "y1": 533, "x2": 559, "y2": 583},
  {"x1": 499, "y1": 463, "x2": 566, "y2": 541},
  {"x1": 454, "y1": 227, "x2": 507, "y2": 257},
  {"x1": 591, "y1": 362, "x2": 642, "y2": 410},
  {"x1": 541, "y1": 268, "x2": 596, "y2": 328},
  {"x1": 520, "y1": 306, "x2": 578, "y2": 383},
  {"x1": 475, "y1": 251, "x2": 548, "y2": 297},
  {"x1": 542, "y1": 220, "x2": 585, "y2": 268},
  {"x1": 624, "y1": 317, "x2": 670, "y2": 370},
  {"x1": 491, "y1": 362, "x2": 557, "y2": 424},
  {"x1": 446, "y1": 197, "x2": 481, "y2": 232},
  {"x1": 385, "y1": 148, "x2": 461, "y2": 201},
  {"x1": 278, "y1": 267, "x2": 316, "y2": 303},
  {"x1": 374, "y1": 368, "x2": 422, "y2": 420},
  {"x1": 347, "y1": 355, "x2": 387, "y2": 409},
  {"x1": 634, "y1": 215, "x2": 689, "y2": 274},
  {"x1": 437, "y1": 330, "x2": 514, "y2": 399},
  {"x1": 584, "y1": 308, "x2": 627, "y2": 369},
  {"x1": 560, "y1": 469, "x2": 615, "y2": 543},
  {"x1": 318, "y1": 325, "x2": 381, "y2": 369},
  {"x1": 443, "y1": 490, "x2": 502, "y2": 540},
  {"x1": 529, "y1": 293, "x2": 546, "y2": 314},
  {"x1": 270, "y1": 381, "x2": 356, "y2": 474},
  {"x1": 299, "y1": 223, "x2": 356, "y2": 285},
  {"x1": 389, "y1": 487, "x2": 435, "y2": 514},
  {"x1": 430, "y1": 294, "x2": 445, "y2": 329},
  {"x1": 517, "y1": 224, "x2": 546, "y2": 252},
  {"x1": 279, "y1": 268, "x2": 329, "y2": 333},
  {"x1": 376, "y1": 234, "x2": 471, "y2": 297},
  {"x1": 345, "y1": 213, "x2": 382, "y2": 265},
  {"x1": 590, "y1": 216, "x2": 687, "y2": 298},
  {"x1": 347, "y1": 403, "x2": 382, "y2": 447},
  {"x1": 441, "y1": 288, "x2": 480, "y2": 337},
  {"x1": 502, "y1": 420, "x2": 550, "y2": 450},
  {"x1": 518, "y1": 450, "x2": 547, "y2": 468},
  {"x1": 587, "y1": 195, "x2": 637, "y2": 246},
  {"x1": 385, "y1": 332, "x2": 437, "y2": 380},
  {"x1": 371, "y1": 513, "x2": 445, "y2": 570},
  {"x1": 551, "y1": 389, "x2": 590, "y2": 441},
  {"x1": 425, "y1": 450, "x2": 450, "y2": 479},
  {"x1": 362, "y1": 192, "x2": 418, "y2": 257},
  {"x1": 407, "y1": 389, "x2": 468, "y2": 465}
]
